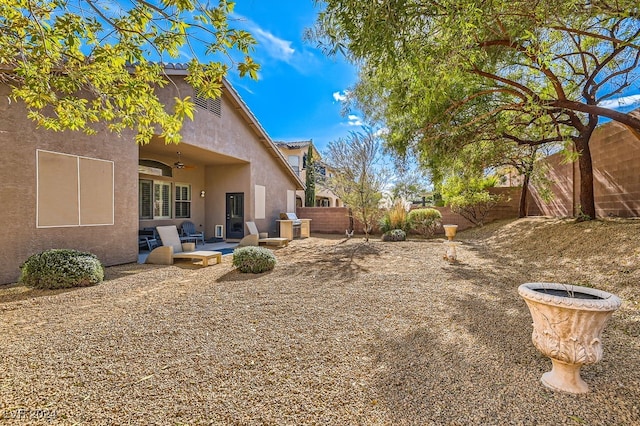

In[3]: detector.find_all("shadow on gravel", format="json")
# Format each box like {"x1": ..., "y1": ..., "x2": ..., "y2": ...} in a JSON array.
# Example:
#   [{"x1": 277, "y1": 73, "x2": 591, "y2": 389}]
[
  {"x1": 216, "y1": 268, "x2": 274, "y2": 283},
  {"x1": 0, "y1": 283, "x2": 80, "y2": 304},
  {"x1": 278, "y1": 240, "x2": 382, "y2": 281}
]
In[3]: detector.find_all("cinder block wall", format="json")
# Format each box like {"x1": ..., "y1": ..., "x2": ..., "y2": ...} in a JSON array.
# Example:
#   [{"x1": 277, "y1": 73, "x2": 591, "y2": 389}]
[
  {"x1": 531, "y1": 119, "x2": 640, "y2": 218},
  {"x1": 298, "y1": 187, "x2": 524, "y2": 234},
  {"x1": 297, "y1": 207, "x2": 352, "y2": 233}
]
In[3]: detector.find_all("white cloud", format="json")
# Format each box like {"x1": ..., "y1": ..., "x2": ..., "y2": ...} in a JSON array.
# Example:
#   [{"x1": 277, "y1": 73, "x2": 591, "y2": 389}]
[
  {"x1": 374, "y1": 127, "x2": 389, "y2": 137},
  {"x1": 233, "y1": 14, "x2": 295, "y2": 63},
  {"x1": 348, "y1": 114, "x2": 363, "y2": 126},
  {"x1": 598, "y1": 94, "x2": 640, "y2": 109},
  {"x1": 333, "y1": 91, "x2": 349, "y2": 102},
  {"x1": 252, "y1": 27, "x2": 295, "y2": 63}
]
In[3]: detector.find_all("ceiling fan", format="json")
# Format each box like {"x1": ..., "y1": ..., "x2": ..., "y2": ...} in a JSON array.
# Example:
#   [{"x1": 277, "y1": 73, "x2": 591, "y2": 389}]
[{"x1": 173, "y1": 151, "x2": 196, "y2": 170}]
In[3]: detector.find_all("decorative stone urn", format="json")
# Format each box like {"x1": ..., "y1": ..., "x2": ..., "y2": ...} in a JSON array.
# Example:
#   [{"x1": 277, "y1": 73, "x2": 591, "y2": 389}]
[
  {"x1": 518, "y1": 282, "x2": 622, "y2": 394},
  {"x1": 443, "y1": 224, "x2": 458, "y2": 240}
]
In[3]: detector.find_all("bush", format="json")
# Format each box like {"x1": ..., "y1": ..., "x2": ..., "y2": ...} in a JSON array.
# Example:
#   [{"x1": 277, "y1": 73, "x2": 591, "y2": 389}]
[
  {"x1": 381, "y1": 229, "x2": 407, "y2": 242},
  {"x1": 232, "y1": 246, "x2": 277, "y2": 273},
  {"x1": 20, "y1": 249, "x2": 104, "y2": 289},
  {"x1": 408, "y1": 208, "x2": 442, "y2": 237},
  {"x1": 380, "y1": 200, "x2": 411, "y2": 233}
]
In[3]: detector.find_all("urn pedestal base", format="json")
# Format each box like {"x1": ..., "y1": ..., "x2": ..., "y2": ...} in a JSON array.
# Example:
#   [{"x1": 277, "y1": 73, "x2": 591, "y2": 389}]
[{"x1": 541, "y1": 359, "x2": 589, "y2": 394}]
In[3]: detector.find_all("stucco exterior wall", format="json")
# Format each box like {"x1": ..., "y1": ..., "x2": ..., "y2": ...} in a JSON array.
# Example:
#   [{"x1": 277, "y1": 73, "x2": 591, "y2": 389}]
[
  {"x1": 0, "y1": 85, "x2": 139, "y2": 285},
  {"x1": 143, "y1": 77, "x2": 301, "y2": 239},
  {"x1": 1, "y1": 74, "x2": 300, "y2": 284}
]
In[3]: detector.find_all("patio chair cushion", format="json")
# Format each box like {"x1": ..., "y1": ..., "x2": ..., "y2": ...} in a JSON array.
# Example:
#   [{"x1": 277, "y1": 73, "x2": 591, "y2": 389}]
[{"x1": 246, "y1": 221, "x2": 289, "y2": 247}]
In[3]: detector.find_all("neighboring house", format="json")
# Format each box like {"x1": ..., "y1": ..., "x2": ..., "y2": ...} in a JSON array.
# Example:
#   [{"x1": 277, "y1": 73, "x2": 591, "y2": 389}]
[
  {"x1": 0, "y1": 64, "x2": 303, "y2": 285},
  {"x1": 274, "y1": 140, "x2": 342, "y2": 208}
]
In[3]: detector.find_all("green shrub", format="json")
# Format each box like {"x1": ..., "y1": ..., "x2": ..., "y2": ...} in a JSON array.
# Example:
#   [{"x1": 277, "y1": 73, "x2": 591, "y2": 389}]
[
  {"x1": 232, "y1": 246, "x2": 277, "y2": 273},
  {"x1": 20, "y1": 249, "x2": 104, "y2": 289},
  {"x1": 408, "y1": 208, "x2": 442, "y2": 237},
  {"x1": 441, "y1": 174, "x2": 502, "y2": 226},
  {"x1": 381, "y1": 229, "x2": 407, "y2": 242}
]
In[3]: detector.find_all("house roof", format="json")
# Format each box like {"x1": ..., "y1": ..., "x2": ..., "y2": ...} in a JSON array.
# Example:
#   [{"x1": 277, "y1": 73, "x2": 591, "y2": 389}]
[
  {"x1": 162, "y1": 63, "x2": 304, "y2": 190},
  {"x1": 274, "y1": 140, "x2": 312, "y2": 150}
]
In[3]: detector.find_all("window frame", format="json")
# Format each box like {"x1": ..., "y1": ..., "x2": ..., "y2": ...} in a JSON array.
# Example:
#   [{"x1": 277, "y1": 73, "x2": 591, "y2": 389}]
[
  {"x1": 153, "y1": 181, "x2": 172, "y2": 219},
  {"x1": 139, "y1": 179, "x2": 173, "y2": 220},
  {"x1": 174, "y1": 183, "x2": 192, "y2": 219}
]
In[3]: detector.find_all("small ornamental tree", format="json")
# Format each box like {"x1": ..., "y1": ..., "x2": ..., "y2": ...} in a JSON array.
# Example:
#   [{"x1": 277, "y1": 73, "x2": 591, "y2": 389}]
[{"x1": 324, "y1": 128, "x2": 389, "y2": 241}]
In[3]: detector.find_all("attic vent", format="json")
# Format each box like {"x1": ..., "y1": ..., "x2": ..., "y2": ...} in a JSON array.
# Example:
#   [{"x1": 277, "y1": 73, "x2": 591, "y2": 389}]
[{"x1": 194, "y1": 95, "x2": 222, "y2": 117}]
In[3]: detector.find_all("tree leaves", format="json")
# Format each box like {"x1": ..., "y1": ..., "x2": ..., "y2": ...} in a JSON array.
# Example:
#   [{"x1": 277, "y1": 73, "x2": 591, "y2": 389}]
[{"x1": 0, "y1": 0, "x2": 259, "y2": 144}]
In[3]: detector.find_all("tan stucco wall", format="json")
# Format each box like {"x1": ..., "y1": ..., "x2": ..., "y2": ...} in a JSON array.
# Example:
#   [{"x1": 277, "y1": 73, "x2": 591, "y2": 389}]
[
  {"x1": 151, "y1": 78, "x2": 300, "y2": 238},
  {"x1": 0, "y1": 85, "x2": 139, "y2": 285},
  {"x1": 0, "y1": 75, "x2": 300, "y2": 284}
]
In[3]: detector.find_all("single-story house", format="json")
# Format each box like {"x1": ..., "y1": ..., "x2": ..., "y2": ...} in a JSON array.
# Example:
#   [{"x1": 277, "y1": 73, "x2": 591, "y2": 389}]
[{"x1": 0, "y1": 64, "x2": 304, "y2": 284}]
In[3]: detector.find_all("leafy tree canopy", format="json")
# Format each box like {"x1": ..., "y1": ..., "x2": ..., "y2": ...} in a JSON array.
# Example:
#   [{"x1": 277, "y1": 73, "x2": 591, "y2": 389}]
[
  {"x1": 0, "y1": 0, "x2": 259, "y2": 144},
  {"x1": 311, "y1": 0, "x2": 640, "y2": 219}
]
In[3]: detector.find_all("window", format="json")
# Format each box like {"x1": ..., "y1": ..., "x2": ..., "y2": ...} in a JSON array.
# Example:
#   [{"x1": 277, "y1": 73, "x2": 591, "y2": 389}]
[
  {"x1": 139, "y1": 179, "x2": 171, "y2": 220},
  {"x1": 139, "y1": 159, "x2": 172, "y2": 177},
  {"x1": 154, "y1": 182, "x2": 171, "y2": 219},
  {"x1": 175, "y1": 184, "x2": 191, "y2": 219},
  {"x1": 139, "y1": 180, "x2": 153, "y2": 220},
  {"x1": 288, "y1": 155, "x2": 300, "y2": 174}
]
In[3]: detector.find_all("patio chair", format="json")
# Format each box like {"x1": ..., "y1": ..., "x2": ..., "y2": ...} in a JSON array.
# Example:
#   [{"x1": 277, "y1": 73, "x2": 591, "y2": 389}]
[
  {"x1": 180, "y1": 221, "x2": 205, "y2": 246},
  {"x1": 239, "y1": 222, "x2": 289, "y2": 247},
  {"x1": 138, "y1": 230, "x2": 159, "y2": 251},
  {"x1": 146, "y1": 225, "x2": 221, "y2": 267}
]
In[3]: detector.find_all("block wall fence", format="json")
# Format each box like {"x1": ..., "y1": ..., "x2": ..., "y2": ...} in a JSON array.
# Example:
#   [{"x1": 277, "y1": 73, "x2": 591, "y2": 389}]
[
  {"x1": 298, "y1": 116, "x2": 640, "y2": 234},
  {"x1": 529, "y1": 118, "x2": 640, "y2": 218},
  {"x1": 298, "y1": 187, "x2": 525, "y2": 234}
]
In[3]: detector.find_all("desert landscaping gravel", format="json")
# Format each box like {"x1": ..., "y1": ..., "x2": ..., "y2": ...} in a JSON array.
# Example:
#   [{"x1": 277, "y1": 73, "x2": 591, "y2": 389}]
[{"x1": 1, "y1": 218, "x2": 639, "y2": 425}]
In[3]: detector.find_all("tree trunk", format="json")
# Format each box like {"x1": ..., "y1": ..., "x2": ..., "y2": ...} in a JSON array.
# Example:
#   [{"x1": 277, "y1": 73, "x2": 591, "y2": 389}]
[
  {"x1": 574, "y1": 136, "x2": 596, "y2": 220},
  {"x1": 519, "y1": 173, "x2": 530, "y2": 218}
]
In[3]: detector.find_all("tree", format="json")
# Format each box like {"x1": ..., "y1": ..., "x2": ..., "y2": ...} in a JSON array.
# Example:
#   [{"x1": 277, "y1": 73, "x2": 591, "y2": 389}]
[
  {"x1": 323, "y1": 128, "x2": 389, "y2": 241},
  {"x1": 305, "y1": 144, "x2": 316, "y2": 207},
  {"x1": 0, "y1": 0, "x2": 259, "y2": 144},
  {"x1": 389, "y1": 162, "x2": 431, "y2": 204},
  {"x1": 311, "y1": 0, "x2": 640, "y2": 220}
]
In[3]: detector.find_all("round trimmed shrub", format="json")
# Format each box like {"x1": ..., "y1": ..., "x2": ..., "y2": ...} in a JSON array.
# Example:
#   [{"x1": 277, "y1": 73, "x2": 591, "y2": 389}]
[
  {"x1": 381, "y1": 229, "x2": 407, "y2": 242},
  {"x1": 20, "y1": 249, "x2": 104, "y2": 289},
  {"x1": 232, "y1": 246, "x2": 277, "y2": 274},
  {"x1": 408, "y1": 208, "x2": 442, "y2": 237}
]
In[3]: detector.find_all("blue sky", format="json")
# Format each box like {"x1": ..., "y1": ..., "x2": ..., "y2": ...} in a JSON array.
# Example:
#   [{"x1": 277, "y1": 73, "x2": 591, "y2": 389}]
[
  {"x1": 222, "y1": 1, "x2": 359, "y2": 153},
  {"x1": 218, "y1": 1, "x2": 640, "y2": 152}
]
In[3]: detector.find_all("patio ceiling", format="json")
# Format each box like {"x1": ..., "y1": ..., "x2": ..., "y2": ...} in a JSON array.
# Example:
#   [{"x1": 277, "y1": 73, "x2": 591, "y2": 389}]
[{"x1": 139, "y1": 136, "x2": 248, "y2": 167}]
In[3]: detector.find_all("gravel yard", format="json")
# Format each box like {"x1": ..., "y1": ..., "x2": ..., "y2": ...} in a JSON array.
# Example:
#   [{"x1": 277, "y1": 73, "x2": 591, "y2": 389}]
[{"x1": 1, "y1": 218, "x2": 639, "y2": 425}]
